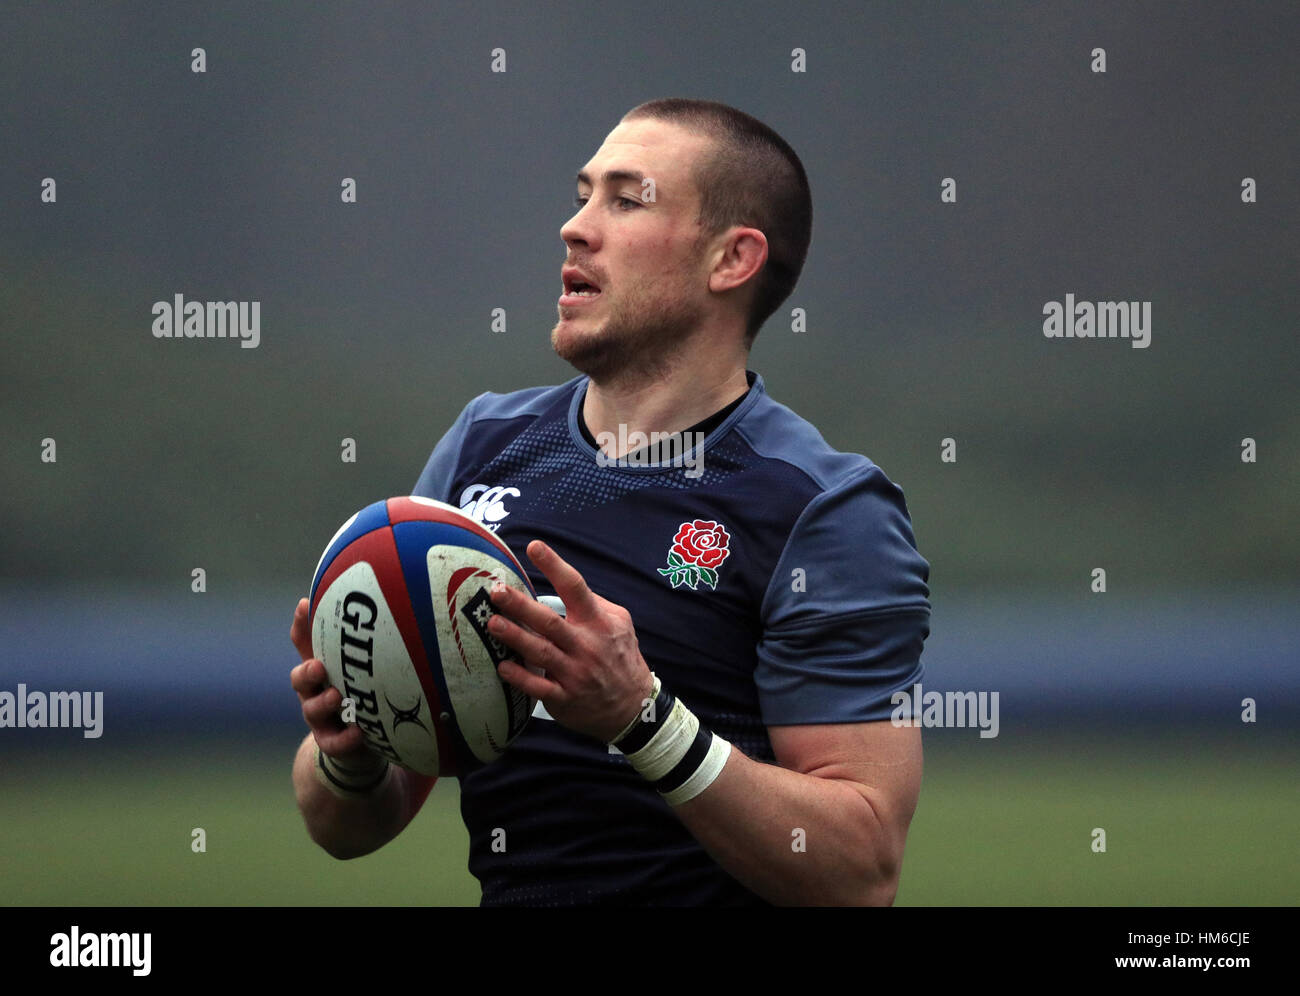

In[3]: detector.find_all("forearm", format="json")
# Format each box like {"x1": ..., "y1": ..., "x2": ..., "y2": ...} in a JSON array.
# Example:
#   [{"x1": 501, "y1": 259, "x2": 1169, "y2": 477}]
[
  {"x1": 291, "y1": 733, "x2": 421, "y2": 860},
  {"x1": 671, "y1": 747, "x2": 906, "y2": 906}
]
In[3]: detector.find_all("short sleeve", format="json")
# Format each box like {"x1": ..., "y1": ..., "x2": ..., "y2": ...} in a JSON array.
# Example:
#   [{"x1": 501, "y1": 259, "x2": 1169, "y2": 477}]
[
  {"x1": 755, "y1": 465, "x2": 931, "y2": 725},
  {"x1": 411, "y1": 393, "x2": 484, "y2": 501}
]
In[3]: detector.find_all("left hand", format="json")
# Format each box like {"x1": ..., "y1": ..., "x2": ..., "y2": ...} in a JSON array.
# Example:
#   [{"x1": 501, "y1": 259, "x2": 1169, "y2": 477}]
[{"x1": 489, "y1": 539, "x2": 654, "y2": 743}]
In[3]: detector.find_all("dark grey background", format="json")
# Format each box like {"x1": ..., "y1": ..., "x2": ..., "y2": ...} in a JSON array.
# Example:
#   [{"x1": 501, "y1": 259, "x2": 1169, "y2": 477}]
[{"x1": 2, "y1": 1, "x2": 1296, "y2": 719}]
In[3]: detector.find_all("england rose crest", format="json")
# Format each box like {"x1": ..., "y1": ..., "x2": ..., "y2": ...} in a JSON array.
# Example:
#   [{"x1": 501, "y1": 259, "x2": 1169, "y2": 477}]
[{"x1": 659, "y1": 519, "x2": 731, "y2": 590}]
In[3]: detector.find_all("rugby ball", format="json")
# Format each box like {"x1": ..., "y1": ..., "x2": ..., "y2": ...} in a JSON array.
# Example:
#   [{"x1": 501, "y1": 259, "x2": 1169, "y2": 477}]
[{"x1": 307, "y1": 496, "x2": 537, "y2": 776}]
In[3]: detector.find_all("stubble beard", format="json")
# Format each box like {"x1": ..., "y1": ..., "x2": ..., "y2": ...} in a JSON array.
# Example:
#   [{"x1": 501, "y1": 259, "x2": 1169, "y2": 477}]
[
  {"x1": 551, "y1": 284, "x2": 708, "y2": 387},
  {"x1": 551, "y1": 236, "x2": 712, "y2": 384}
]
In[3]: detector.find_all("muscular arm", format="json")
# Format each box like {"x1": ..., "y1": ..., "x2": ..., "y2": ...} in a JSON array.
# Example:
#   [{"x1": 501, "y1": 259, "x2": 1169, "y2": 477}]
[
  {"x1": 290, "y1": 727, "x2": 436, "y2": 860},
  {"x1": 489, "y1": 540, "x2": 924, "y2": 906},
  {"x1": 670, "y1": 720, "x2": 922, "y2": 906},
  {"x1": 673, "y1": 467, "x2": 928, "y2": 904}
]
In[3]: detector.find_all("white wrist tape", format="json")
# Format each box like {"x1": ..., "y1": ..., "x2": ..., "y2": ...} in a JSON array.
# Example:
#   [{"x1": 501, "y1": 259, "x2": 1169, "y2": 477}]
[
  {"x1": 660, "y1": 735, "x2": 731, "y2": 807},
  {"x1": 613, "y1": 676, "x2": 731, "y2": 806},
  {"x1": 610, "y1": 673, "x2": 662, "y2": 744},
  {"x1": 629, "y1": 698, "x2": 701, "y2": 782},
  {"x1": 314, "y1": 743, "x2": 392, "y2": 800}
]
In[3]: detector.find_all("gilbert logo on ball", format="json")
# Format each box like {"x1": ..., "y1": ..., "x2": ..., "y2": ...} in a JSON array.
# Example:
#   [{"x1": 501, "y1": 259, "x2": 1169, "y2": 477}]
[{"x1": 307, "y1": 496, "x2": 537, "y2": 776}]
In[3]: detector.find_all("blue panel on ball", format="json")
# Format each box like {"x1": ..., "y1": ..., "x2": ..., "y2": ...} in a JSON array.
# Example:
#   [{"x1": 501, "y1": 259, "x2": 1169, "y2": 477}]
[{"x1": 308, "y1": 499, "x2": 392, "y2": 607}]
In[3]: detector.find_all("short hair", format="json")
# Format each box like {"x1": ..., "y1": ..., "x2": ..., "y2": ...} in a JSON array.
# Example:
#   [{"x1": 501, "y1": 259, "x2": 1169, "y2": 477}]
[{"x1": 621, "y1": 98, "x2": 812, "y2": 345}]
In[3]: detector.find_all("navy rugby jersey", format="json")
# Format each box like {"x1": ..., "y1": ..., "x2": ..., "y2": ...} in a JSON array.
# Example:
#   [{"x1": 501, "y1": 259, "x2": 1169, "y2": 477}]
[{"x1": 412, "y1": 370, "x2": 930, "y2": 906}]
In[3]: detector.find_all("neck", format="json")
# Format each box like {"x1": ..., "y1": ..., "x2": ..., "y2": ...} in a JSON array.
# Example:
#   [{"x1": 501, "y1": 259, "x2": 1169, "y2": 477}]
[{"x1": 583, "y1": 342, "x2": 749, "y2": 460}]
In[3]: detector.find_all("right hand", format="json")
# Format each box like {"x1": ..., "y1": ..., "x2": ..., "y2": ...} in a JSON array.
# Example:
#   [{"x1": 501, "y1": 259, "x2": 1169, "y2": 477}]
[{"x1": 290, "y1": 597, "x2": 373, "y2": 764}]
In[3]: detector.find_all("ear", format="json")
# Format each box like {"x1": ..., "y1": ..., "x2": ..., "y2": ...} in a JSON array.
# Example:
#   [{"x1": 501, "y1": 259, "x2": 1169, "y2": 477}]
[{"x1": 708, "y1": 227, "x2": 768, "y2": 295}]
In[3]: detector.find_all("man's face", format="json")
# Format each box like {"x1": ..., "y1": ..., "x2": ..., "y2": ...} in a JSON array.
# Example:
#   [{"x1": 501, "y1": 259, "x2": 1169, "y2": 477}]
[{"x1": 552, "y1": 117, "x2": 717, "y2": 381}]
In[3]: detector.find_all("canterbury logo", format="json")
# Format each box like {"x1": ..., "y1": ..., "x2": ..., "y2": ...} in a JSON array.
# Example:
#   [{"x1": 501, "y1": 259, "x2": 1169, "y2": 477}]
[{"x1": 458, "y1": 484, "x2": 520, "y2": 532}]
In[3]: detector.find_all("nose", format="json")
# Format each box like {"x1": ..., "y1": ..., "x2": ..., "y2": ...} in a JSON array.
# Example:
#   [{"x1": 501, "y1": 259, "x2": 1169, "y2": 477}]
[{"x1": 560, "y1": 200, "x2": 598, "y2": 252}]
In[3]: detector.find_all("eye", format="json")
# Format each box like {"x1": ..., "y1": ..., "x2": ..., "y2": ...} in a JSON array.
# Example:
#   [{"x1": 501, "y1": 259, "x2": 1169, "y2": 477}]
[{"x1": 571, "y1": 194, "x2": 642, "y2": 211}]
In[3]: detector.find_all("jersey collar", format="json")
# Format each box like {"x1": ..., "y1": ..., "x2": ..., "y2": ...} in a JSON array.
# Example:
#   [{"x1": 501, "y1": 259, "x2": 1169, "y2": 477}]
[{"x1": 566, "y1": 370, "x2": 765, "y2": 472}]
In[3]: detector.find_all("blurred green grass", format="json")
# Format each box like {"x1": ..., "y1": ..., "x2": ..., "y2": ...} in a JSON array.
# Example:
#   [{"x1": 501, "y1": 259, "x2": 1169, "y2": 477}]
[{"x1": 1, "y1": 730, "x2": 1293, "y2": 905}]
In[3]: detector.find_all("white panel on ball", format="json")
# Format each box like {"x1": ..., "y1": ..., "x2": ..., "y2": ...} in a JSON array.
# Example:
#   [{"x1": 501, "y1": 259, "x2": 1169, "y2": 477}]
[
  {"x1": 426, "y1": 544, "x2": 534, "y2": 764},
  {"x1": 313, "y1": 560, "x2": 440, "y2": 775}
]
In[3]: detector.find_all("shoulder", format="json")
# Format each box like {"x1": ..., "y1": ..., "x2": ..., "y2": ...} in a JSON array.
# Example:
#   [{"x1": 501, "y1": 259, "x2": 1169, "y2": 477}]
[
  {"x1": 735, "y1": 386, "x2": 923, "y2": 576},
  {"x1": 412, "y1": 377, "x2": 585, "y2": 501},
  {"x1": 732, "y1": 381, "x2": 930, "y2": 621},
  {"x1": 732, "y1": 386, "x2": 879, "y2": 496},
  {"x1": 459, "y1": 375, "x2": 586, "y2": 425},
  {"x1": 741, "y1": 386, "x2": 931, "y2": 725}
]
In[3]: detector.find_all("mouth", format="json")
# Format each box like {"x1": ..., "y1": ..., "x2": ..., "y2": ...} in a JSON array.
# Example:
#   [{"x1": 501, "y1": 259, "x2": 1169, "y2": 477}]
[
  {"x1": 560, "y1": 268, "x2": 603, "y2": 307},
  {"x1": 559, "y1": 287, "x2": 602, "y2": 307}
]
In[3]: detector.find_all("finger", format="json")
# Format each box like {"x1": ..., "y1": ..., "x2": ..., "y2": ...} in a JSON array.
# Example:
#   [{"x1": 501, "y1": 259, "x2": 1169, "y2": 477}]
[
  {"x1": 290, "y1": 659, "x2": 329, "y2": 701},
  {"x1": 486, "y1": 610, "x2": 568, "y2": 678},
  {"x1": 302, "y1": 685, "x2": 348, "y2": 729},
  {"x1": 498, "y1": 659, "x2": 563, "y2": 702},
  {"x1": 290, "y1": 598, "x2": 314, "y2": 662},
  {"x1": 525, "y1": 540, "x2": 597, "y2": 619},
  {"x1": 314, "y1": 723, "x2": 367, "y2": 760},
  {"x1": 488, "y1": 582, "x2": 576, "y2": 654}
]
